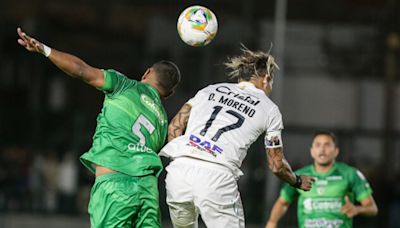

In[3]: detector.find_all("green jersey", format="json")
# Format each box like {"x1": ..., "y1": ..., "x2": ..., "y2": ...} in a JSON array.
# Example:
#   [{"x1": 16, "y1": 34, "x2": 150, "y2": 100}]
[
  {"x1": 80, "y1": 69, "x2": 168, "y2": 177},
  {"x1": 280, "y1": 162, "x2": 373, "y2": 228}
]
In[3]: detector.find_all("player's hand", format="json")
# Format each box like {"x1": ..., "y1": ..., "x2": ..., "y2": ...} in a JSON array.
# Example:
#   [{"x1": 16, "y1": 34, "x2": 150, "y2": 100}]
[
  {"x1": 341, "y1": 196, "x2": 358, "y2": 218},
  {"x1": 17, "y1": 27, "x2": 46, "y2": 55},
  {"x1": 265, "y1": 221, "x2": 277, "y2": 228},
  {"x1": 299, "y1": 175, "x2": 315, "y2": 191}
]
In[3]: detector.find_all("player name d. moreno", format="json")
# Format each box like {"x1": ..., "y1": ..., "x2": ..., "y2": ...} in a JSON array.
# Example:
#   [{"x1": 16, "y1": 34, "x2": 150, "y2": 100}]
[
  {"x1": 218, "y1": 95, "x2": 256, "y2": 118},
  {"x1": 216, "y1": 86, "x2": 260, "y2": 106}
]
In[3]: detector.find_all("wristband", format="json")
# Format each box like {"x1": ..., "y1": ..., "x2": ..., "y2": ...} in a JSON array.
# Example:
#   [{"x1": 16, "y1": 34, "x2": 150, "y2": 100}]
[
  {"x1": 292, "y1": 174, "x2": 302, "y2": 188},
  {"x1": 43, "y1": 44, "x2": 52, "y2": 57}
]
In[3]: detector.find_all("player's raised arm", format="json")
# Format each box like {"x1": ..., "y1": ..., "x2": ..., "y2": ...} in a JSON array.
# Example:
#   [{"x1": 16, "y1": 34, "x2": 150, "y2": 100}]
[
  {"x1": 266, "y1": 147, "x2": 314, "y2": 191},
  {"x1": 17, "y1": 27, "x2": 104, "y2": 88},
  {"x1": 167, "y1": 103, "x2": 192, "y2": 142}
]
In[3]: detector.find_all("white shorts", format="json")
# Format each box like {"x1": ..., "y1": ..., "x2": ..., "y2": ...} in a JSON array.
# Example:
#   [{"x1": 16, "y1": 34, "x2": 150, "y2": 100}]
[{"x1": 165, "y1": 157, "x2": 245, "y2": 228}]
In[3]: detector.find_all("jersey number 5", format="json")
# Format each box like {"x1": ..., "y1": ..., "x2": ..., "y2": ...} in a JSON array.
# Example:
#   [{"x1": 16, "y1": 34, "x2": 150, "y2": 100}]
[
  {"x1": 200, "y1": 106, "x2": 244, "y2": 142},
  {"x1": 132, "y1": 115, "x2": 155, "y2": 145}
]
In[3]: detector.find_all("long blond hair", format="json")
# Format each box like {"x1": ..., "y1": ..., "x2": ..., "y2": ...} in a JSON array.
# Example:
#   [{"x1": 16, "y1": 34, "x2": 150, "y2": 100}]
[{"x1": 224, "y1": 44, "x2": 279, "y2": 81}]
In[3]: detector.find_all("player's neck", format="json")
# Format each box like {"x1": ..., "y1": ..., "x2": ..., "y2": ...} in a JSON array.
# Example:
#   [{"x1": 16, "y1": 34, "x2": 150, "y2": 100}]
[
  {"x1": 314, "y1": 162, "x2": 335, "y2": 173},
  {"x1": 142, "y1": 80, "x2": 165, "y2": 98},
  {"x1": 244, "y1": 78, "x2": 262, "y2": 90}
]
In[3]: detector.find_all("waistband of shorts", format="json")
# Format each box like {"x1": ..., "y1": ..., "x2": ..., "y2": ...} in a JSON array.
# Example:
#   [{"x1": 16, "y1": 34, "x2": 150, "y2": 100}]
[
  {"x1": 171, "y1": 156, "x2": 233, "y2": 174},
  {"x1": 94, "y1": 172, "x2": 133, "y2": 183}
]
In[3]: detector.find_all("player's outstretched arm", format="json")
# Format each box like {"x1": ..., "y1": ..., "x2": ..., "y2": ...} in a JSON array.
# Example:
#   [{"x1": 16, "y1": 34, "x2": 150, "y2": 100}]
[
  {"x1": 168, "y1": 103, "x2": 191, "y2": 142},
  {"x1": 265, "y1": 197, "x2": 290, "y2": 228},
  {"x1": 266, "y1": 147, "x2": 315, "y2": 191},
  {"x1": 17, "y1": 27, "x2": 104, "y2": 88}
]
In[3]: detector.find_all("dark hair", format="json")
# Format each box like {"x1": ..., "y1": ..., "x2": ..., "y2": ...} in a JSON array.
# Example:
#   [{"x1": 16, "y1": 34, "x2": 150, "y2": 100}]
[
  {"x1": 313, "y1": 130, "x2": 338, "y2": 146},
  {"x1": 151, "y1": 60, "x2": 181, "y2": 95}
]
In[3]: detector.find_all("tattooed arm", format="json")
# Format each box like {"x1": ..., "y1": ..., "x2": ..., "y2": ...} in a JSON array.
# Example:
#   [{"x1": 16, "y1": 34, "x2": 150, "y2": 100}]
[
  {"x1": 267, "y1": 147, "x2": 296, "y2": 184},
  {"x1": 168, "y1": 104, "x2": 192, "y2": 142},
  {"x1": 266, "y1": 147, "x2": 314, "y2": 191}
]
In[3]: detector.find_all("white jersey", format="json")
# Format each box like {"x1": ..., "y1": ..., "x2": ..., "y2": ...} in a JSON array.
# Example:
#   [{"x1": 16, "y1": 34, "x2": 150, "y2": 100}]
[{"x1": 160, "y1": 81, "x2": 283, "y2": 177}]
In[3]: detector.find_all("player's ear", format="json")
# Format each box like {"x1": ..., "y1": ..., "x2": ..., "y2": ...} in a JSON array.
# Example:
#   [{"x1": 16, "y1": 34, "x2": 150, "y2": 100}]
[
  {"x1": 163, "y1": 90, "x2": 175, "y2": 99},
  {"x1": 141, "y1": 68, "x2": 151, "y2": 80},
  {"x1": 334, "y1": 147, "x2": 340, "y2": 157},
  {"x1": 310, "y1": 145, "x2": 316, "y2": 158}
]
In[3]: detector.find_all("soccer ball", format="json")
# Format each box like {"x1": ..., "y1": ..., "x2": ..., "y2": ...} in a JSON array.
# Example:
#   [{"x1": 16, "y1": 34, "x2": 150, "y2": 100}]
[{"x1": 177, "y1": 5, "x2": 218, "y2": 47}]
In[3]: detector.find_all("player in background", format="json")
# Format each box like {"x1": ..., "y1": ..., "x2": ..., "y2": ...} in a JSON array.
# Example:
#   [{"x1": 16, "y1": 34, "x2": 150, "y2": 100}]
[
  {"x1": 265, "y1": 131, "x2": 378, "y2": 228},
  {"x1": 17, "y1": 27, "x2": 181, "y2": 228},
  {"x1": 160, "y1": 45, "x2": 315, "y2": 228}
]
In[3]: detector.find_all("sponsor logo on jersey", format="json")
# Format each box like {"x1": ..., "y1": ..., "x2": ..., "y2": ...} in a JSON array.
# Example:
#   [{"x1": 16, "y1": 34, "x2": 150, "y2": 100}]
[
  {"x1": 127, "y1": 143, "x2": 153, "y2": 153},
  {"x1": 304, "y1": 218, "x2": 344, "y2": 228},
  {"x1": 303, "y1": 198, "x2": 342, "y2": 213},
  {"x1": 316, "y1": 179, "x2": 328, "y2": 185},
  {"x1": 216, "y1": 86, "x2": 260, "y2": 106},
  {"x1": 187, "y1": 134, "x2": 223, "y2": 157},
  {"x1": 326, "y1": 176, "x2": 343, "y2": 181},
  {"x1": 316, "y1": 187, "x2": 326, "y2": 195},
  {"x1": 140, "y1": 94, "x2": 166, "y2": 124},
  {"x1": 315, "y1": 179, "x2": 328, "y2": 195}
]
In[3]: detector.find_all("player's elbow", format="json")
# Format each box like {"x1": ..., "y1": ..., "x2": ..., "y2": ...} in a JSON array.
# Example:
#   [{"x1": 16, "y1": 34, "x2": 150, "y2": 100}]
[
  {"x1": 370, "y1": 204, "x2": 378, "y2": 216},
  {"x1": 167, "y1": 123, "x2": 184, "y2": 141},
  {"x1": 269, "y1": 164, "x2": 284, "y2": 176}
]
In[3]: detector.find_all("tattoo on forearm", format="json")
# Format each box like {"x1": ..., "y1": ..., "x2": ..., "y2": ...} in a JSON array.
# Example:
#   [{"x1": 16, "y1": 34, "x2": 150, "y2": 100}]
[
  {"x1": 168, "y1": 104, "x2": 191, "y2": 142},
  {"x1": 267, "y1": 148, "x2": 296, "y2": 185}
]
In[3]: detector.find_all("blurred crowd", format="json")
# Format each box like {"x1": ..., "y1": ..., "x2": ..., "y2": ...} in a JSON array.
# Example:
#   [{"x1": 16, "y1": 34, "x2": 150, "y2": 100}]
[{"x1": 0, "y1": 145, "x2": 92, "y2": 215}]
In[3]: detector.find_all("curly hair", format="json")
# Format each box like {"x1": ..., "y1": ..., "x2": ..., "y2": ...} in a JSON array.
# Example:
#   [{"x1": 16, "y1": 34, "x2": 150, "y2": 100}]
[{"x1": 224, "y1": 44, "x2": 279, "y2": 81}]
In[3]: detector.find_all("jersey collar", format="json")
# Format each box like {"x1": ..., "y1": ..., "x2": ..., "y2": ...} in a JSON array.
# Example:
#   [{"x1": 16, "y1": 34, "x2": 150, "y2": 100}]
[
  {"x1": 237, "y1": 81, "x2": 264, "y2": 94},
  {"x1": 144, "y1": 83, "x2": 161, "y2": 99},
  {"x1": 312, "y1": 162, "x2": 337, "y2": 177}
]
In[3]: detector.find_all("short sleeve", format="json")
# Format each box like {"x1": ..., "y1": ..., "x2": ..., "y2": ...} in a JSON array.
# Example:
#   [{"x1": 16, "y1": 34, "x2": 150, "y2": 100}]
[
  {"x1": 186, "y1": 88, "x2": 206, "y2": 107},
  {"x1": 100, "y1": 69, "x2": 136, "y2": 96},
  {"x1": 280, "y1": 182, "x2": 299, "y2": 204},
  {"x1": 266, "y1": 105, "x2": 284, "y2": 133},
  {"x1": 351, "y1": 169, "x2": 373, "y2": 202}
]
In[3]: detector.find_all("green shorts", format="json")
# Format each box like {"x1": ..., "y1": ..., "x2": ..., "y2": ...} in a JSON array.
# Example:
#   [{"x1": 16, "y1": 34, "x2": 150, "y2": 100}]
[{"x1": 88, "y1": 172, "x2": 161, "y2": 228}]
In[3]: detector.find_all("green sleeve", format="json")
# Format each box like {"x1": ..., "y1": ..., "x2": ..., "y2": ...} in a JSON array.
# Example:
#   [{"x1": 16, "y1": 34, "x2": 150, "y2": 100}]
[
  {"x1": 350, "y1": 169, "x2": 373, "y2": 202},
  {"x1": 100, "y1": 69, "x2": 136, "y2": 96},
  {"x1": 280, "y1": 183, "x2": 299, "y2": 204}
]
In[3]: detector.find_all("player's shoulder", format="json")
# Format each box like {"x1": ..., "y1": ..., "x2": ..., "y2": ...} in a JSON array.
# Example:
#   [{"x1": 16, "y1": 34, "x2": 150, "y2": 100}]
[
  {"x1": 104, "y1": 69, "x2": 125, "y2": 77},
  {"x1": 207, "y1": 82, "x2": 235, "y2": 89},
  {"x1": 195, "y1": 82, "x2": 236, "y2": 95},
  {"x1": 335, "y1": 162, "x2": 358, "y2": 175},
  {"x1": 335, "y1": 162, "x2": 370, "y2": 182},
  {"x1": 335, "y1": 162, "x2": 355, "y2": 171},
  {"x1": 104, "y1": 69, "x2": 137, "y2": 82}
]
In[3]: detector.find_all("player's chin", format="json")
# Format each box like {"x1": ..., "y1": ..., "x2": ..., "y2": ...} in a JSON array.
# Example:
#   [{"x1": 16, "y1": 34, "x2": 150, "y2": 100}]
[
  {"x1": 263, "y1": 88, "x2": 272, "y2": 96},
  {"x1": 316, "y1": 160, "x2": 332, "y2": 166}
]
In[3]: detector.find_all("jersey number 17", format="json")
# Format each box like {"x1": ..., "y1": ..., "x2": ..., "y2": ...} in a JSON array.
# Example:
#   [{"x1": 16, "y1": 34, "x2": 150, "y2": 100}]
[{"x1": 200, "y1": 105, "x2": 244, "y2": 142}]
